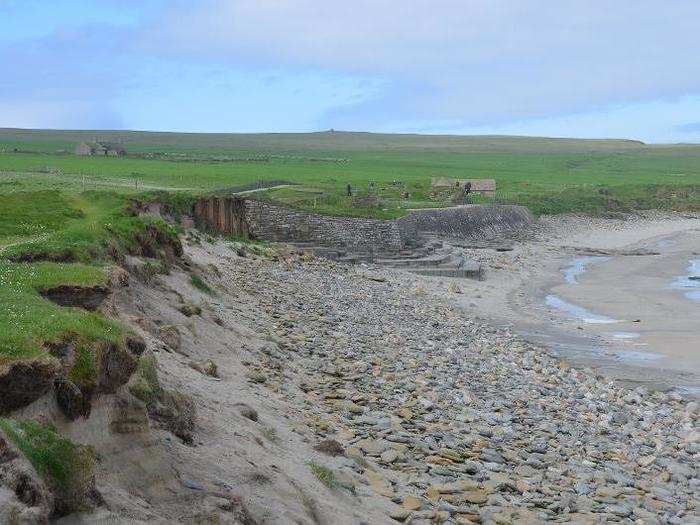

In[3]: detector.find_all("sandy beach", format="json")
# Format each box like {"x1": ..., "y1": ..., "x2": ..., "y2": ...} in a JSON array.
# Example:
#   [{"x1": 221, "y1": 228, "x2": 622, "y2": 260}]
[{"x1": 439, "y1": 213, "x2": 700, "y2": 396}]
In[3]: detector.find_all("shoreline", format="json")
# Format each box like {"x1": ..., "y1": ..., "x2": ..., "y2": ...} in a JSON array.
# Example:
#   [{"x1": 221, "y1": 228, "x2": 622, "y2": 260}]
[{"x1": 432, "y1": 212, "x2": 700, "y2": 397}]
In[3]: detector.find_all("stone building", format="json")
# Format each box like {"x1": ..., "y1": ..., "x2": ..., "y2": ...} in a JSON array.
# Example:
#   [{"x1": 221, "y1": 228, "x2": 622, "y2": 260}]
[{"x1": 75, "y1": 141, "x2": 126, "y2": 157}]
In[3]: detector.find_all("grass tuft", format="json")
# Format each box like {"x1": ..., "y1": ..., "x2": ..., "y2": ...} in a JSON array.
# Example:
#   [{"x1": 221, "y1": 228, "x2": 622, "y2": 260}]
[
  {"x1": 190, "y1": 274, "x2": 214, "y2": 295},
  {"x1": 129, "y1": 354, "x2": 161, "y2": 404},
  {"x1": 308, "y1": 462, "x2": 337, "y2": 489},
  {"x1": 0, "y1": 418, "x2": 95, "y2": 513},
  {"x1": 261, "y1": 426, "x2": 279, "y2": 443}
]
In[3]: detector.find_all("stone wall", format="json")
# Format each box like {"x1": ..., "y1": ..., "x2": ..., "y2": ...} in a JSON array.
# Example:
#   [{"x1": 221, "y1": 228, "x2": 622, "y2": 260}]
[
  {"x1": 192, "y1": 197, "x2": 534, "y2": 252},
  {"x1": 193, "y1": 197, "x2": 404, "y2": 252},
  {"x1": 398, "y1": 205, "x2": 533, "y2": 240},
  {"x1": 243, "y1": 200, "x2": 404, "y2": 252}
]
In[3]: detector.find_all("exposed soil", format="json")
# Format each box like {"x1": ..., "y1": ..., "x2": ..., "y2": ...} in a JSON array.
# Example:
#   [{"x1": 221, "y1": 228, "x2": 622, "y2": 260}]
[
  {"x1": 40, "y1": 285, "x2": 110, "y2": 311},
  {"x1": 0, "y1": 359, "x2": 61, "y2": 415}
]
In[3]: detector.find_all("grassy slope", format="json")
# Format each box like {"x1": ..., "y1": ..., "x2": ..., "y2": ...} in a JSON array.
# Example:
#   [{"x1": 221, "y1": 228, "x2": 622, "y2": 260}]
[
  {"x1": 0, "y1": 261, "x2": 119, "y2": 362},
  {"x1": 1, "y1": 129, "x2": 699, "y2": 217},
  {"x1": 0, "y1": 128, "x2": 653, "y2": 153},
  {"x1": 0, "y1": 189, "x2": 178, "y2": 390}
]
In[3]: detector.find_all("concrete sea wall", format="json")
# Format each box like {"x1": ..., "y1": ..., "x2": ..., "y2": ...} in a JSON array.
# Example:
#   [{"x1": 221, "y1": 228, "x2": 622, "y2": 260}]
[{"x1": 399, "y1": 205, "x2": 534, "y2": 240}]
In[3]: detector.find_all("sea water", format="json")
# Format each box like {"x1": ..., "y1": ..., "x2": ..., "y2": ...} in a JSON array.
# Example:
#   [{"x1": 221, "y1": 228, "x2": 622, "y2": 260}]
[
  {"x1": 545, "y1": 294, "x2": 620, "y2": 324},
  {"x1": 671, "y1": 259, "x2": 700, "y2": 303},
  {"x1": 562, "y1": 256, "x2": 609, "y2": 284}
]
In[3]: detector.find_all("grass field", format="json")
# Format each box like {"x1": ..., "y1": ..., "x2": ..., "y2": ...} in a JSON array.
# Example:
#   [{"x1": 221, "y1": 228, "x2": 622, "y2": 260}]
[{"x1": 2, "y1": 128, "x2": 699, "y2": 217}]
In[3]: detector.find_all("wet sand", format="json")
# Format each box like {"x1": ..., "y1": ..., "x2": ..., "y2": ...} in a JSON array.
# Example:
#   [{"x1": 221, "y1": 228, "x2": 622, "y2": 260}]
[
  {"x1": 549, "y1": 230, "x2": 700, "y2": 392},
  {"x1": 432, "y1": 214, "x2": 700, "y2": 396}
]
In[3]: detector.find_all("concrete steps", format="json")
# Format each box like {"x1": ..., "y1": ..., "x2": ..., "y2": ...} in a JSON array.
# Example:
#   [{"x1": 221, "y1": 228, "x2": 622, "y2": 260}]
[
  {"x1": 409, "y1": 262, "x2": 484, "y2": 280},
  {"x1": 291, "y1": 240, "x2": 485, "y2": 280},
  {"x1": 376, "y1": 252, "x2": 452, "y2": 268}
]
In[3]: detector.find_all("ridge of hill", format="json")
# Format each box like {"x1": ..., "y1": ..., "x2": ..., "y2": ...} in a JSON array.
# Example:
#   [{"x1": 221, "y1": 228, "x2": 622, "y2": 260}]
[{"x1": 0, "y1": 127, "x2": 678, "y2": 154}]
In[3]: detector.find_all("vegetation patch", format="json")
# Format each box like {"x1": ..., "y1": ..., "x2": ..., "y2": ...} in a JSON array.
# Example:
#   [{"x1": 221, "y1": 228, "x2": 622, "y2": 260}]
[
  {"x1": 308, "y1": 462, "x2": 338, "y2": 489},
  {"x1": 495, "y1": 183, "x2": 700, "y2": 216},
  {"x1": 0, "y1": 190, "x2": 83, "y2": 247},
  {"x1": 179, "y1": 303, "x2": 203, "y2": 317},
  {"x1": 228, "y1": 237, "x2": 276, "y2": 259},
  {"x1": 261, "y1": 426, "x2": 279, "y2": 443},
  {"x1": 0, "y1": 418, "x2": 96, "y2": 516},
  {"x1": 129, "y1": 354, "x2": 160, "y2": 404},
  {"x1": 0, "y1": 262, "x2": 121, "y2": 364},
  {"x1": 129, "y1": 354, "x2": 196, "y2": 443},
  {"x1": 190, "y1": 274, "x2": 214, "y2": 295}
]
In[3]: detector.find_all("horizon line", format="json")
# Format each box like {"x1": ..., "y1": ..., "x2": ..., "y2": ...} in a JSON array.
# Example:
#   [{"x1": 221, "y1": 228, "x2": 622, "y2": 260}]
[{"x1": 3, "y1": 126, "x2": 700, "y2": 146}]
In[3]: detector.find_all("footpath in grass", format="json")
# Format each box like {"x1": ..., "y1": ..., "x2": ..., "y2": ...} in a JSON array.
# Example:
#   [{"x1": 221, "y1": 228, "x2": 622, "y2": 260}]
[
  {"x1": 0, "y1": 190, "x2": 181, "y2": 263},
  {"x1": 0, "y1": 190, "x2": 83, "y2": 248}
]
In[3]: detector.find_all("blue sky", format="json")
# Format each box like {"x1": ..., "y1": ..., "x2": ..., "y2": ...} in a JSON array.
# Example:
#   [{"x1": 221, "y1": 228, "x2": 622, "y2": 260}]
[{"x1": 2, "y1": 0, "x2": 700, "y2": 143}]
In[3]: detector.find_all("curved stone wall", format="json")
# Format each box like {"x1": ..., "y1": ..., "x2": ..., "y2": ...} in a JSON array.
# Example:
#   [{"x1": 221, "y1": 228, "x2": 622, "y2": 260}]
[
  {"x1": 398, "y1": 205, "x2": 534, "y2": 240},
  {"x1": 193, "y1": 197, "x2": 533, "y2": 251}
]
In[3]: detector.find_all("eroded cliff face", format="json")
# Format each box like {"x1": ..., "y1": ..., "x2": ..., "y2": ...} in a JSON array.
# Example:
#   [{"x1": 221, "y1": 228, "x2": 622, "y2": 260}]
[
  {"x1": 0, "y1": 274, "x2": 143, "y2": 422},
  {"x1": 4, "y1": 223, "x2": 696, "y2": 524},
  {"x1": 2, "y1": 233, "x2": 394, "y2": 524}
]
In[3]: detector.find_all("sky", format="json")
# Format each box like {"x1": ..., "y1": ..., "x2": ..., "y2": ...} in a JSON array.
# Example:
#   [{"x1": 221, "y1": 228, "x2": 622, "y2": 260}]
[{"x1": 1, "y1": 0, "x2": 700, "y2": 143}]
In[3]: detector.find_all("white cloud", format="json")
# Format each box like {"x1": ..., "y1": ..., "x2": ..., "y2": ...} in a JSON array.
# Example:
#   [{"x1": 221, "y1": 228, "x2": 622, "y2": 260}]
[
  {"x1": 3, "y1": 1, "x2": 699, "y2": 138},
  {"x1": 138, "y1": 0, "x2": 700, "y2": 124}
]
